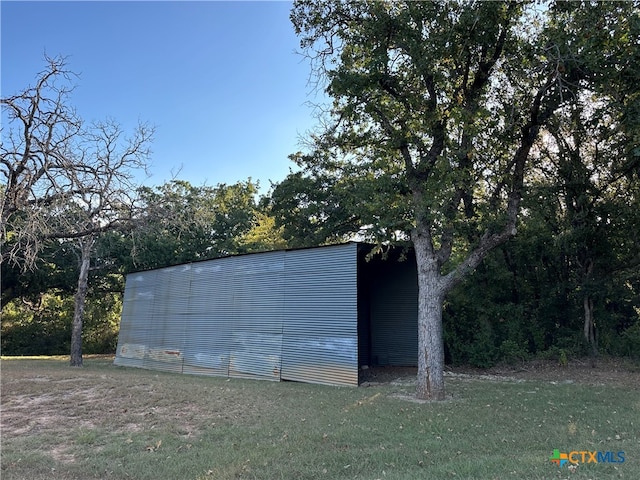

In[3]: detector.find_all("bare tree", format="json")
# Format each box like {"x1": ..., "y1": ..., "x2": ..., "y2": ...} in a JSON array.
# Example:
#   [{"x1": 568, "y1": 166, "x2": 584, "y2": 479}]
[
  {"x1": 1, "y1": 56, "x2": 153, "y2": 366},
  {"x1": 1, "y1": 56, "x2": 85, "y2": 265},
  {"x1": 48, "y1": 119, "x2": 152, "y2": 366}
]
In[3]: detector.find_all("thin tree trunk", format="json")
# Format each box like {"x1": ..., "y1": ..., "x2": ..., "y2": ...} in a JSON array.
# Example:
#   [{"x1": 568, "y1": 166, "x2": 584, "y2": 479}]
[
  {"x1": 413, "y1": 232, "x2": 446, "y2": 401},
  {"x1": 70, "y1": 237, "x2": 94, "y2": 367},
  {"x1": 583, "y1": 294, "x2": 597, "y2": 367},
  {"x1": 582, "y1": 260, "x2": 597, "y2": 367}
]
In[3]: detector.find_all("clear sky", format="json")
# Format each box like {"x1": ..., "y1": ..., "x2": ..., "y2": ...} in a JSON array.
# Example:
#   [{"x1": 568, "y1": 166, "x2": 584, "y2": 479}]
[{"x1": 1, "y1": 1, "x2": 323, "y2": 192}]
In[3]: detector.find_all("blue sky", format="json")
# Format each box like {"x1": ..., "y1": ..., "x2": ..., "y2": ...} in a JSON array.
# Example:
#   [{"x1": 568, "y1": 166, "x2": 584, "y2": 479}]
[{"x1": 1, "y1": 1, "x2": 323, "y2": 192}]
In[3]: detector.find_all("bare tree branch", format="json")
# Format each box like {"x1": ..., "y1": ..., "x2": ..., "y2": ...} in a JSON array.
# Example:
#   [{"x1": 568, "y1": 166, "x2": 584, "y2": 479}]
[{"x1": 1, "y1": 56, "x2": 153, "y2": 271}]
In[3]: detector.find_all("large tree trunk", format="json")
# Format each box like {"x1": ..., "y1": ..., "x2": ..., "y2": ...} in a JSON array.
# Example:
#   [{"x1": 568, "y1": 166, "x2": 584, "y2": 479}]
[
  {"x1": 70, "y1": 237, "x2": 94, "y2": 367},
  {"x1": 416, "y1": 273, "x2": 446, "y2": 400},
  {"x1": 413, "y1": 232, "x2": 446, "y2": 401}
]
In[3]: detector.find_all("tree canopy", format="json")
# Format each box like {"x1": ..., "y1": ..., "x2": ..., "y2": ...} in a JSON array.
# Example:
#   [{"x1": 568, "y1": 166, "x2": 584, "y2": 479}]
[{"x1": 284, "y1": 0, "x2": 640, "y2": 399}]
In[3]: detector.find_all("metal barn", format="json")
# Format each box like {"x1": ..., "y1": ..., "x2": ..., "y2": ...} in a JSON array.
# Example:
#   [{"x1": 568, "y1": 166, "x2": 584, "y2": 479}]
[{"x1": 114, "y1": 242, "x2": 417, "y2": 386}]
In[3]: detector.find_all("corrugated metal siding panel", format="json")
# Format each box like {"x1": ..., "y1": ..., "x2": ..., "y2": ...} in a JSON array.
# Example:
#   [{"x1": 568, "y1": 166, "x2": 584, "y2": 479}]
[
  {"x1": 181, "y1": 315, "x2": 230, "y2": 377},
  {"x1": 281, "y1": 243, "x2": 359, "y2": 386},
  {"x1": 141, "y1": 264, "x2": 191, "y2": 373},
  {"x1": 370, "y1": 260, "x2": 418, "y2": 366},
  {"x1": 116, "y1": 243, "x2": 360, "y2": 386},
  {"x1": 114, "y1": 269, "x2": 158, "y2": 368},
  {"x1": 183, "y1": 258, "x2": 235, "y2": 377},
  {"x1": 228, "y1": 251, "x2": 284, "y2": 381}
]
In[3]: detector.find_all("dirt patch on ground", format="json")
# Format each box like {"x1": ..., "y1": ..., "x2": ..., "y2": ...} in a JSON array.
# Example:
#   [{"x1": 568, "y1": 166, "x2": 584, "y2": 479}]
[
  {"x1": 0, "y1": 359, "x2": 277, "y2": 443},
  {"x1": 361, "y1": 357, "x2": 640, "y2": 389}
]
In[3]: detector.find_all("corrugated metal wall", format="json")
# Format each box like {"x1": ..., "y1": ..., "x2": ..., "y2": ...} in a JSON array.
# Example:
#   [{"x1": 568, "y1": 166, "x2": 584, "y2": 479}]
[
  {"x1": 228, "y1": 251, "x2": 285, "y2": 381},
  {"x1": 115, "y1": 243, "x2": 359, "y2": 386},
  {"x1": 369, "y1": 256, "x2": 418, "y2": 366},
  {"x1": 183, "y1": 257, "x2": 235, "y2": 377},
  {"x1": 145, "y1": 264, "x2": 190, "y2": 373},
  {"x1": 281, "y1": 244, "x2": 358, "y2": 386},
  {"x1": 116, "y1": 269, "x2": 158, "y2": 368}
]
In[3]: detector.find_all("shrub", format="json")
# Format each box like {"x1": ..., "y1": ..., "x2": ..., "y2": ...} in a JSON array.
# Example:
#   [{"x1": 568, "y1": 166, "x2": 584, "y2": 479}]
[
  {"x1": 498, "y1": 339, "x2": 529, "y2": 363},
  {"x1": 617, "y1": 321, "x2": 640, "y2": 358}
]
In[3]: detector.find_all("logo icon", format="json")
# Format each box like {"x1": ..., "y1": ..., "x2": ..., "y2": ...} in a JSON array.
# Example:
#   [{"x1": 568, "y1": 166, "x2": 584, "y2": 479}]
[{"x1": 550, "y1": 449, "x2": 569, "y2": 467}]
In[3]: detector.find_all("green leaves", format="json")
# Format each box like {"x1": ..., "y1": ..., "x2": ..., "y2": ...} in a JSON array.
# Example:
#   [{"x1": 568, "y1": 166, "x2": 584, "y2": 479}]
[
  {"x1": 125, "y1": 179, "x2": 265, "y2": 270},
  {"x1": 291, "y1": 2, "x2": 551, "y2": 260},
  {"x1": 287, "y1": 0, "x2": 640, "y2": 386}
]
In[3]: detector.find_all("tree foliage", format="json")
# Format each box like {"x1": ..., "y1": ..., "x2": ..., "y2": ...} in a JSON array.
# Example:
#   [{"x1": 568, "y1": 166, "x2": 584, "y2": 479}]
[
  {"x1": 114, "y1": 179, "x2": 282, "y2": 272},
  {"x1": 285, "y1": 0, "x2": 639, "y2": 399}
]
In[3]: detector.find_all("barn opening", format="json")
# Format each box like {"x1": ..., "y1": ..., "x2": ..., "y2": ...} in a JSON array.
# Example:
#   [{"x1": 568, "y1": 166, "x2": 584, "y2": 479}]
[{"x1": 114, "y1": 242, "x2": 418, "y2": 386}]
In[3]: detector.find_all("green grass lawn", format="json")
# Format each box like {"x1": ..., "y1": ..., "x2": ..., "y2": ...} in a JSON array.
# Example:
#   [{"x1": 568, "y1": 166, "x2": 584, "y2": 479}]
[{"x1": 1, "y1": 357, "x2": 638, "y2": 479}]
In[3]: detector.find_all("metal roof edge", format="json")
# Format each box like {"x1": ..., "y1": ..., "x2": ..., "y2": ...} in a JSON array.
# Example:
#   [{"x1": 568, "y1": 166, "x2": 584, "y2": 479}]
[{"x1": 125, "y1": 241, "x2": 371, "y2": 275}]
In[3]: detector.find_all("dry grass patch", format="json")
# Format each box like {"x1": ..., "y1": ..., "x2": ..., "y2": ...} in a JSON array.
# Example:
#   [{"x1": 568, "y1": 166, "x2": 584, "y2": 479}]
[
  {"x1": 2, "y1": 358, "x2": 279, "y2": 439},
  {"x1": 2, "y1": 357, "x2": 287, "y2": 479}
]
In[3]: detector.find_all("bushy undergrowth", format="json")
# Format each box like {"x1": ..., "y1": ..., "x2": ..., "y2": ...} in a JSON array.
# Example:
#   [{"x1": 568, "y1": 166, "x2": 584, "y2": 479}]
[{"x1": 1, "y1": 292, "x2": 120, "y2": 355}]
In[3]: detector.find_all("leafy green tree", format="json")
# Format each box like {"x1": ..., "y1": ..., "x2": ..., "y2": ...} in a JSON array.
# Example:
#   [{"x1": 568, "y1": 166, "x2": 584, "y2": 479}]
[
  {"x1": 531, "y1": 3, "x2": 640, "y2": 361},
  {"x1": 1, "y1": 290, "x2": 122, "y2": 356},
  {"x1": 239, "y1": 206, "x2": 288, "y2": 253},
  {"x1": 1, "y1": 237, "x2": 78, "y2": 306},
  {"x1": 270, "y1": 170, "x2": 366, "y2": 248},
  {"x1": 116, "y1": 179, "x2": 272, "y2": 272},
  {"x1": 287, "y1": 0, "x2": 636, "y2": 399}
]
